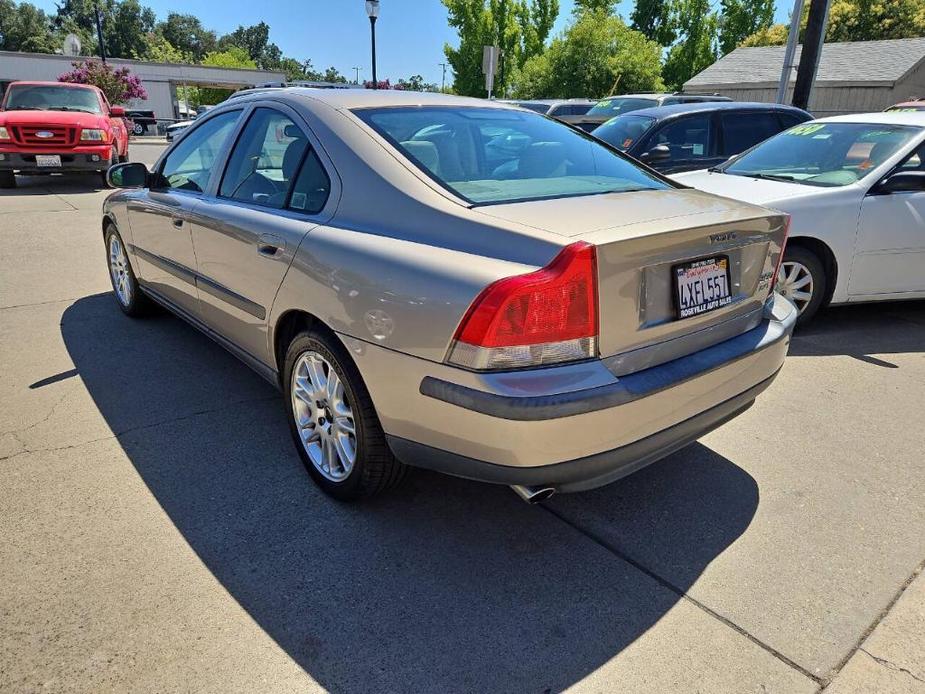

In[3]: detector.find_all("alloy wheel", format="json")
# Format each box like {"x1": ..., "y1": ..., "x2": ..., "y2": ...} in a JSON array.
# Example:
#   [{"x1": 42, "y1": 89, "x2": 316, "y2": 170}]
[
  {"x1": 290, "y1": 351, "x2": 358, "y2": 482},
  {"x1": 777, "y1": 260, "x2": 814, "y2": 314},
  {"x1": 108, "y1": 234, "x2": 132, "y2": 307}
]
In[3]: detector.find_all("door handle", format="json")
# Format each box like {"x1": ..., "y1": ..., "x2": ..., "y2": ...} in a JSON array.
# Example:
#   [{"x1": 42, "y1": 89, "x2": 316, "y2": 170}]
[
  {"x1": 172, "y1": 218, "x2": 184, "y2": 229},
  {"x1": 257, "y1": 234, "x2": 285, "y2": 258}
]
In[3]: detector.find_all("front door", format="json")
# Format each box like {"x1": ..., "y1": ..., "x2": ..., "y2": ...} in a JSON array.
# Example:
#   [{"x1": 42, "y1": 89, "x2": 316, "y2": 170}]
[
  {"x1": 127, "y1": 110, "x2": 241, "y2": 317},
  {"x1": 191, "y1": 105, "x2": 335, "y2": 364},
  {"x1": 850, "y1": 140, "x2": 925, "y2": 297}
]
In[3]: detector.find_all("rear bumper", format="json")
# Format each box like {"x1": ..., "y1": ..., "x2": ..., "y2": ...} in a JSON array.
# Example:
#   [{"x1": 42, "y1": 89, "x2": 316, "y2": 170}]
[
  {"x1": 345, "y1": 292, "x2": 796, "y2": 491},
  {"x1": 0, "y1": 147, "x2": 111, "y2": 173}
]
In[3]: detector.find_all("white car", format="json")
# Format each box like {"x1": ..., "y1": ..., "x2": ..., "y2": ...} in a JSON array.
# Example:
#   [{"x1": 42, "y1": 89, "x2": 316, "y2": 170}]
[{"x1": 674, "y1": 112, "x2": 925, "y2": 323}]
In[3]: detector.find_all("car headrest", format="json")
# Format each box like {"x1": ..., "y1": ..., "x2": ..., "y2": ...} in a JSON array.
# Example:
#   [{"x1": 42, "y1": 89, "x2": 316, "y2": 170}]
[
  {"x1": 283, "y1": 124, "x2": 303, "y2": 139},
  {"x1": 400, "y1": 140, "x2": 440, "y2": 174},
  {"x1": 519, "y1": 142, "x2": 567, "y2": 179}
]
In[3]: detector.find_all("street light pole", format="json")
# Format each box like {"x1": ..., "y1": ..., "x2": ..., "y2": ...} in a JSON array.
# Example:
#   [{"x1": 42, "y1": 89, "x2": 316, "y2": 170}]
[
  {"x1": 94, "y1": 1, "x2": 107, "y2": 64},
  {"x1": 366, "y1": 1, "x2": 379, "y2": 89},
  {"x1": 439, "y1": 62, "x2": 447, "y2": 93},
  {"x1": 352, "y1": 67, "x2": 361, "y2": 85}
]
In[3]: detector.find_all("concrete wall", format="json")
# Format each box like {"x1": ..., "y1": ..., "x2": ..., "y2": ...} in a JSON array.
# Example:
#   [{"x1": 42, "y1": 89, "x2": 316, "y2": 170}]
[{"x1": 0, "y1": 51, "x2": 285, "y2": 121}]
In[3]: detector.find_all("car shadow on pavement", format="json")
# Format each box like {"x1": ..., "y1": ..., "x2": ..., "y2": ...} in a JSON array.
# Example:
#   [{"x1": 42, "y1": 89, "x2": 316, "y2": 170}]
[
  {"x1": 61, "y1": 293, "x2": 759, "y2": 692},
  {"x1": 0, "y1": 173, "x2": 108, "y2": 193},
  {"x1": 788, "y1": 301, "x2": 925, "y2": 367}
]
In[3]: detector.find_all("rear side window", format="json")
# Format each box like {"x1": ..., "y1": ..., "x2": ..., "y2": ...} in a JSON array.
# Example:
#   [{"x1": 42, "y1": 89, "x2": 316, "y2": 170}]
[
  {"x1": 220, "y1": 108, "x2": 308, "y2": 209},
  {"x1": 288, "y1": 149, "x2": 331, "y2": 214},
  {"x1": 721, "y1": 112, "x2": 785, "y2": 156},
  {"x1": 650, "y1": 115, "x2": 713, "y2": 160}
]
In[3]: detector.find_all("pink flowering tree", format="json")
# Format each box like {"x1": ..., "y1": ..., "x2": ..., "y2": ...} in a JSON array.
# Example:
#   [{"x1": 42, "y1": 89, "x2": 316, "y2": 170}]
[
  {"x1": 363, "y1": 78, "x2": 404, "y2": 90},
  {"x1": 58, "y1": 60, "x2": 147, "y2": 104}
]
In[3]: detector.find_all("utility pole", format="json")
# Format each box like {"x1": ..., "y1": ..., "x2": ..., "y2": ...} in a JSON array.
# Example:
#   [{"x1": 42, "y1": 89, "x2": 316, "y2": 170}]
[
  {"x1": 352, "y1": 67, "x2": 361, "y2": 85},
  {"x1": 776, "y1": 0, "x2": 804, "y2": 103},
  {"x1": 94, "y1": 1, "x2": 107, "y2": 63},
  {"x1": 792, "y1": 0, "x2": 830, "y2": 111},
  {"x1": 439, "y1": 62, "x2": 447, "y2": 93}
]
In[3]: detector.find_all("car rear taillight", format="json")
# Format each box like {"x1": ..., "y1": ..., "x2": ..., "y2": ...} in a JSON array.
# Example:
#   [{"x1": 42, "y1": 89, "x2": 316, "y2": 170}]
[
  {"x1": 447, "y1": 242, "x2": 598, "y2": 370},
  {"x1": 769, "y1": 215, "x2": 791, "y2": 294}
]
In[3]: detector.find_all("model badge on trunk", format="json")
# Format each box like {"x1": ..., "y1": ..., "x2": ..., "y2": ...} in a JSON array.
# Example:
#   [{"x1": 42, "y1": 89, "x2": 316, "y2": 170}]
[{"x1": 709, "y1": 232, "x2": 737, "y2": 243}]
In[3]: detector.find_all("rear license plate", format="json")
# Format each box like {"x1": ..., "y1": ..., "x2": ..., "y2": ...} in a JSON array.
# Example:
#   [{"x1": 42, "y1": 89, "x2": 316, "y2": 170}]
[
  {"x1": 673, "y1": 256, "x2": 732, "y2": 319},
  {"x1": 35, "y1": 155, "x2": 62, "y2": 167}
]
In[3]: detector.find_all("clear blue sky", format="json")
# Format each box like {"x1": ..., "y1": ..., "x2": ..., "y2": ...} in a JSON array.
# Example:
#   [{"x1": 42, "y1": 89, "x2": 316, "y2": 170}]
[{"x1": 32, "y1": 0, "x2": 791, "y2": 87}]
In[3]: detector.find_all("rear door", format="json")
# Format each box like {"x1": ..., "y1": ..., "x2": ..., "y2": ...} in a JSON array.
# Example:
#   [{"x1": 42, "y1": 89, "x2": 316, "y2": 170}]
[
  {"x1": 191, "y1": 103, "x2": 338, "y2": 364},
  {"x1": 126, "y1": 109, "x2": 241, "y2": 317},
  {"x1": 719, "y1": 111, "x2": 789, "y2": 160}
]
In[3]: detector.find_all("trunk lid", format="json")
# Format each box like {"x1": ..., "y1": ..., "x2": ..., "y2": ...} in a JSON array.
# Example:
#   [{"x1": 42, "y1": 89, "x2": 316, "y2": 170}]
[{"x1": 477, "y1": 189, "x2": 788, "y2": 375}]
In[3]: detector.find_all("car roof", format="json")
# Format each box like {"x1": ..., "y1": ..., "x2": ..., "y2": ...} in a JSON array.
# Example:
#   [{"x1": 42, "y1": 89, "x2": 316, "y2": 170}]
[
  {"x1": 233, "y1": 87, "x2": 515, "y2": 111},
  {"x1": 814, "y1": 111, "x2": 925, "y2": 126},
  {"x1": 611, "y1": 101, "x2": 809, "y2": 119}
]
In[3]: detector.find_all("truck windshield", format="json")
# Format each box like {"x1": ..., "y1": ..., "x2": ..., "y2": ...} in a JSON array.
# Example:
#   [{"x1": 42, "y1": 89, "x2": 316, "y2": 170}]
[
  {"x1": 3, "y1": 85, "x2": 103, "y2": 114},
  {"x1": 355, "y1": 106, "x2": 670, "y2": 205}
]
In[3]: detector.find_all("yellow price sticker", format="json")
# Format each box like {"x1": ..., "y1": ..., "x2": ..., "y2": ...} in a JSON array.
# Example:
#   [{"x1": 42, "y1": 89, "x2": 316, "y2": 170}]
[{"x1": 787, "y1": 123, "x2": 826, "y2": 136}]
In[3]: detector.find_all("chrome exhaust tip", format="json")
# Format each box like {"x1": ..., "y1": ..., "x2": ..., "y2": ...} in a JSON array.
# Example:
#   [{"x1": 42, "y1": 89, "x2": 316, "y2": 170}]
[{"x1": 510, "y1": 484, "x2": 556, "y2": 504}]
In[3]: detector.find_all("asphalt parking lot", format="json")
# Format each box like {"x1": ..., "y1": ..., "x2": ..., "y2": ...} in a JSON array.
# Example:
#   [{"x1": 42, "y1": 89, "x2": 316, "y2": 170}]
[{"x1": 1, "y1": 140, "x2": 923, "y2": 693}]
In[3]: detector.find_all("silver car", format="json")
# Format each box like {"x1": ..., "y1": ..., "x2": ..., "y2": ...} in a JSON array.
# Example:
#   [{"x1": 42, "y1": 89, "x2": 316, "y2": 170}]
[{"x1": 102, "y1": 89, "x2": 796, "y2": 502}]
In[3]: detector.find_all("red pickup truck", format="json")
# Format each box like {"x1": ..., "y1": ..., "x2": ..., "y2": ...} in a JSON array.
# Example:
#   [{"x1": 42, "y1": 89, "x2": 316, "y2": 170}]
[{"x1": 0, "y1": 81, "x2": 130, "y2": 188}]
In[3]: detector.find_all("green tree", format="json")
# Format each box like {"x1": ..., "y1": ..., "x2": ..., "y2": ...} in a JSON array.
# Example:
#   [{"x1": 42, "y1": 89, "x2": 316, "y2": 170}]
[
  {"x1": 572, "y1": 0, "x2": 615, "y2": 14},
  {"x1": 53, "y1": 0, "x2": 155, "y2": 59},
  {"x1": 442, "y1": 0, "x2": 559, "y2": 97},
  {"x1": 217, "y1": 21, "x2": 282, "y2": 70},
  {"x1": 198, "y1": 47, "x2": 255, "y2": 104},
  {"x1": 136, "y1": 29, "x2": 190, "y2": 63},
  {"x1": 0, "y1": 1, "x2": 56, "y2": 53},
  {"x1": 396, "y1": 74, "x2": 439, "y2": 91},
  {"x1": 629, "y1": 0, "x2": 675, "y2": 46},
  {"x1": 662, "y1": 0, "x2": 718, "y2": 89},
  {"x1": 157, "y1": 13, "x2": 216, "y2": 62},
  {"x1": 740, "y1": 0, "x2": 925, "y2": 47},
  {"x1": 513, "y1": 9, "x2": 664, "y2": 98},
  {"x1": 718, "y1": 0, "x2": 774, "y2": 54}
]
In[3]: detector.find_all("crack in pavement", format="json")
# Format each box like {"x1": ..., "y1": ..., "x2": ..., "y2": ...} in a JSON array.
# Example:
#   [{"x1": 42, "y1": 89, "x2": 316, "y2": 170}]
[
  {"x1": 0, "y1": 394, "x2": 279, "y2": 463},
  {"x1": 858, "y1": 648, "x2": 925, "y2": 684}
]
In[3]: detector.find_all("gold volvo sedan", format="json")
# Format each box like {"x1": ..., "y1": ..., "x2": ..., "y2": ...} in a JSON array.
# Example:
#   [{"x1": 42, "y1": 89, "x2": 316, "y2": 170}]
[{"x1": 102, "y1": 89, "x2": 796, "y2": 502}]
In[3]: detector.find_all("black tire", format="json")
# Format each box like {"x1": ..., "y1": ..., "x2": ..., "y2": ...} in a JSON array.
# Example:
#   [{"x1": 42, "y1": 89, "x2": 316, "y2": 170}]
[
  {"x1": 0, "y1": 170, "x2": 15, "y2": 189},
  {"x1": 132, "y1": 122, "x2": 145, "y2": 136},
  {"x1": 283, "y1": 329, "x2": 407, "y2": 500},
  {"x1": 104, "y1": 225, "x2": 153, "y2": 317},
  {"x1": 779, "y1": 245, "x2": 827, "y2": 326}
]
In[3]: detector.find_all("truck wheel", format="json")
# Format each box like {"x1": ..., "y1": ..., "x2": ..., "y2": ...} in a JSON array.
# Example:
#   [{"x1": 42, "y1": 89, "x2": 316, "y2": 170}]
[
  {"x1": 283, "y1": 329, "x2": 407, "y2": 500},
  {"x1": 0, "y1": 171, "x2": 15, "y2": 189},
  {"x1": 132, "y1": 122, "x2": 145, "y2": 136}
]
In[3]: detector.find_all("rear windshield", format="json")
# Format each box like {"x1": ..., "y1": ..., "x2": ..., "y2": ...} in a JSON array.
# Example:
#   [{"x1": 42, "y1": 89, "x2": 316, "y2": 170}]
[
  {"x1": 2, "y1": 84, "x2": 102, "y2": 114},
  {"x1": 355, "y1": 106, "x2": 671, "y2": 205},
  {"x1": 586, "y1": 98, "x2": 658, "y2": 118},
  {"x1": 593, "y1": 115, "x2": 657, "y2": 151},
  {"x1": 510, "y1": 101, "x2": 549, "y2": 114},
  {"x1": 721, "y1": 122, "x2": 922, "y2": 187}
]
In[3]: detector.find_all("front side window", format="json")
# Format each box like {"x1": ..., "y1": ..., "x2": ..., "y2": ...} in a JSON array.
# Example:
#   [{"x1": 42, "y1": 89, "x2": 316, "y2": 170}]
[
  {"x1": 650, "y1": 115, "x2": 712, "y2": 160},
  {"x1": 593, "y1": 115, "x2": 656, "y2": 151},
  {"x1": 586, "y1": 97, "x2": 658, "y2": 118},
  {"x1": 355, "y1": 106, "x2": 670, "y2": 205},
  {"x1": 721, "y1": 112, "x2": 784, "y2": 156},
  {"x1": 158, "y1": 110, "x2": 240, "y2": 192},
  {"x1": 220, "y1": 108, "x2": 309, "y2": 208},
  {"x1": 2, "y1": 84, "x2": 102, "y2": 114},
  {"x1": 721, "y1": 122, "x2": 923, "y2": 187}
]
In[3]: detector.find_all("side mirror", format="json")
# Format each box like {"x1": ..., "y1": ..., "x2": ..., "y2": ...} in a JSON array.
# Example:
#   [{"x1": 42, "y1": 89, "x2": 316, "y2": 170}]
[
  {"x1": 107, "y1": 162, "x2": 149, "y2": 189},
  {"x1": 875, "y1": 170, "x2": 925, "y2": 194},
  {"x1": 110, "y1": 106, "x2": 126, "y2": 117},
  {"x1": 640, "y1": 144, "x2": 671, "y2": 164}
]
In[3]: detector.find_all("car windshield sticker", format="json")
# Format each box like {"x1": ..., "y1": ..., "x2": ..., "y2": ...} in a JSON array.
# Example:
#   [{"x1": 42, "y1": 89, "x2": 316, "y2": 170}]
[{"x1": 787, "y1": 123, "x2": 826, "y2": 136}]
